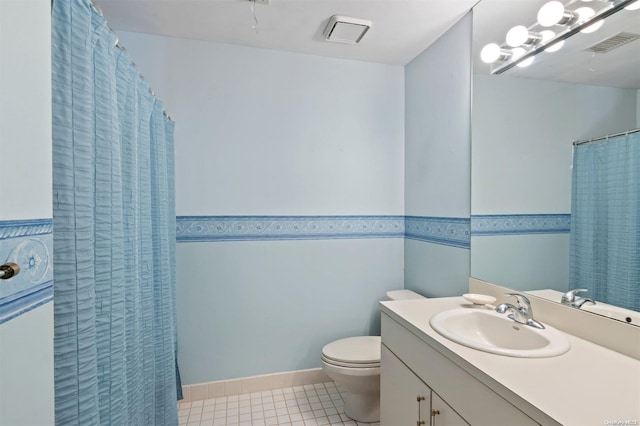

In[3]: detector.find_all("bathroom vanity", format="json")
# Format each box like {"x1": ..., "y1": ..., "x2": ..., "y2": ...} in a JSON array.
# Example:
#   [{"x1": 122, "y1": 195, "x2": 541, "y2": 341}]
[{"x1": 379, "y1": 297, "x2": 640, "y2": 426}]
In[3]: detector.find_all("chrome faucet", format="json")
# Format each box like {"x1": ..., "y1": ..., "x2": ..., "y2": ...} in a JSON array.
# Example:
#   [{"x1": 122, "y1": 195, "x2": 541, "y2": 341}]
[
  {"x1": 561, "y1": 288, "x2": 596, "y2": 308},
  {"x1": 495, "y1": 293, "x2": 545, "y2": 329}
]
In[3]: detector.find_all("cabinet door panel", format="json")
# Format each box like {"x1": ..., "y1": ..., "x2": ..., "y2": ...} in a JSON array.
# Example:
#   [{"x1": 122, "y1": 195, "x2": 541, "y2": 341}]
[
  {"x1": 431, "y1": 393, "x2": 469, "y2": 426},
  {"x1": 381, "y1": 344, "x2": 431, "y2": 426},
  {"x1": 382, "y1": 314, "x2": 539, "y2": 425}
]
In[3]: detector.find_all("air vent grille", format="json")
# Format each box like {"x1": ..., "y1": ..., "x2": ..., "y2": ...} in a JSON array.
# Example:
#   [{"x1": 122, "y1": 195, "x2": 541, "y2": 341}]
[{"x1": 585, "y1": 32, "x2": 640, "y2": 53}]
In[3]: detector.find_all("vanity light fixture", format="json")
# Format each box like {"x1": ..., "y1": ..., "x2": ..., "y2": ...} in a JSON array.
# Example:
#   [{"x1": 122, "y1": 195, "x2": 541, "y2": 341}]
[{"x1": 481, "y1": 0, "x2": 638, "y2": 74}]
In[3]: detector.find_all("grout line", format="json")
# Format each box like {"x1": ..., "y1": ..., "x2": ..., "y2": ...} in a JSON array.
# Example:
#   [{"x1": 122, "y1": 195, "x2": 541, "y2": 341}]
[{"x1": 178, "y1": 382, "x2": 376, "y2": 426}]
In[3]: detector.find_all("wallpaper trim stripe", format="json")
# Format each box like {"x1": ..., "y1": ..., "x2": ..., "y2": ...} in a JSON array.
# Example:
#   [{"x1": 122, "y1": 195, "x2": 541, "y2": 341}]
[
  {"x1": 176, "y1": 215, "x2": 473, "y2": 248},
  {"x1": 0, "y1": 214, "x2": 571, "y2": 322},
  {"x1": 0, "y1": 281, "x2": 53, "y2": 323},
  {"x1": 0, "y1": 218, "x2": 52, "y2": 239},
  {"x1": 0, "y1": 219, "x2": 53, "y2": 323},
  {"x1": 471, "y1": 214, "x2": 571, "y2": 235},
  {"x1": 176, "y1": 215, "x2": 405, "y2": 242},
  {"x1": 405, "y1": 216, "x2": 471, "y2": 249}
]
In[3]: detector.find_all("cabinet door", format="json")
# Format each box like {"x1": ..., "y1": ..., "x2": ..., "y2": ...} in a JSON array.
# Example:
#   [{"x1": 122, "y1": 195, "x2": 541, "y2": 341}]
[
  {"x1": 381, "y1": 344, "x2": 431, "y2": 426},
  {"x1": 430, "y1": 393, "x2": 469, "y2": 426}
]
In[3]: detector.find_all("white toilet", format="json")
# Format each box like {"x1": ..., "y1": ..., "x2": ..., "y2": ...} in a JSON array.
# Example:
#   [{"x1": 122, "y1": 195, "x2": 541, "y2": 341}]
[{"x1": 320, "y1": 289, "x2": 426, "y2": 423}]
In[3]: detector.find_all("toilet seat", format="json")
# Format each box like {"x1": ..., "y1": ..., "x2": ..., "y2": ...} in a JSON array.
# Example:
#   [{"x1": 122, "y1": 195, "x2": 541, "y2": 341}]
[
  {"x1": 321, "y1": 336, "x2": 381, "y2": 368},
  {"x1": 322, "y1": 356, "x2": 380, "y2": 369}
]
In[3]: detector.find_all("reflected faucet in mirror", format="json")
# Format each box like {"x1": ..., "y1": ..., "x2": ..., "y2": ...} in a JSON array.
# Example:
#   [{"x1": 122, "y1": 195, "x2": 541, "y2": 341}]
[{"x1": 561, "y1": 288, "x2": 596, "y2": 309}]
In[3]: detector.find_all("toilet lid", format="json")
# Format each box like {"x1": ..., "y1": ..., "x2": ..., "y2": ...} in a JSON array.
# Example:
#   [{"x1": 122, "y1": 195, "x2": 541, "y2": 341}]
[{"x1": 322, "y1": 336, "x2": 381, "y2": 365}]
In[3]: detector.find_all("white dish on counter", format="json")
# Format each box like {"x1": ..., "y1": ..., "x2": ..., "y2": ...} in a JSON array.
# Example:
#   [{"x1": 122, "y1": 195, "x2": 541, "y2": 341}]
[{"x1": 463, "y1": 293, "x2": 496, "y2": 305}]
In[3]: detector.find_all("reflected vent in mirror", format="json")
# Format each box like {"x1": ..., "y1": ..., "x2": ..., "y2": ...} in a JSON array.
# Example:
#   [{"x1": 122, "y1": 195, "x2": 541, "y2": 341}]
[{"x1": 585, "y1": 32, "x2": 640, "y2": 53}]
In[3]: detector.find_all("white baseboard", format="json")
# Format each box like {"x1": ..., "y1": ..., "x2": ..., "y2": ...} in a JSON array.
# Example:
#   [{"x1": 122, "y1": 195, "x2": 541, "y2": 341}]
[{"x1": 181, "y1": 368, "x2": 332, "y2": 402}]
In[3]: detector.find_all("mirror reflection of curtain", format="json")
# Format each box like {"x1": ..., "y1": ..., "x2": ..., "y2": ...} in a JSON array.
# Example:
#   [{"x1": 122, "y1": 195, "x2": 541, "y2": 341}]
[{"x1": 569, "y1": 132, "x2": 640, "y2": 312}]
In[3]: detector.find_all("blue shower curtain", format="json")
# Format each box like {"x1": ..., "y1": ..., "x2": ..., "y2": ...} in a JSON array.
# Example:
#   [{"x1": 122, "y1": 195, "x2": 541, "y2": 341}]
[
  {"x1": 569, "y1": 132, "x2": 640, "y2": 312},
  {"x1": 52, "y1": 0, "x2": 179, "y2": 424}
]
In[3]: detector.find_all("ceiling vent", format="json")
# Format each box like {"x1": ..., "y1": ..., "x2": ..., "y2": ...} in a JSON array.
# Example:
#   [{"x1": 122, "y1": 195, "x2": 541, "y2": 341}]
[
  {"x1": 323, "y1": 15, "x2": 372, "y2": 44},
  {"x1": 585, "y1": 32, "x2": 640, "y2": 54}
]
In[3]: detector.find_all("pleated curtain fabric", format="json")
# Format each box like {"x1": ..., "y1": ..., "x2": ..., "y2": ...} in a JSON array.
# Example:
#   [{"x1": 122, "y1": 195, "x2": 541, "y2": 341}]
[
  {"x1": 569, "y1": 132, "x2": 640, "y2": 312},
  {"x1": 52, "y1": 0, "x2": 179, "y2": 424}
]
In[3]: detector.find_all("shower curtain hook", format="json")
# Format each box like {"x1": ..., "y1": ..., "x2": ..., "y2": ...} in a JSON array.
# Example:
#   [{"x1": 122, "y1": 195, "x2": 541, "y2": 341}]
[{"x1": 91, "y1": 1, "x2": 104, "y2": 16}]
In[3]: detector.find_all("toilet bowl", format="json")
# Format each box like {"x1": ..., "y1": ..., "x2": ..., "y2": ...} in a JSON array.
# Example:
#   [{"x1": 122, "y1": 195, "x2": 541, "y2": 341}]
[{"x1": 321, "y1": 289, "x2": 426, "y2": 422}]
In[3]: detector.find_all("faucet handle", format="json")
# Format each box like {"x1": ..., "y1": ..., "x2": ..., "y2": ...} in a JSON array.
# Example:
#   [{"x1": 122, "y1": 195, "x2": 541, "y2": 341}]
[
  {"x1": 562, "y1": 288, "x2": 588, "y2": 303},
  {"x1": 500, "y1": 292, "x2": 544, "y2": 329},
  {"x1": 504, "y1": 292, "x2": 531, "y2": 309}
]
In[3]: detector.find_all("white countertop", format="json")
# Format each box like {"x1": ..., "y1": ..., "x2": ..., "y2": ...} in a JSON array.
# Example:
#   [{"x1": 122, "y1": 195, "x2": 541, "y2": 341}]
[{"x1": 380, "y1": 297, "x2": 640, "y2": 426}]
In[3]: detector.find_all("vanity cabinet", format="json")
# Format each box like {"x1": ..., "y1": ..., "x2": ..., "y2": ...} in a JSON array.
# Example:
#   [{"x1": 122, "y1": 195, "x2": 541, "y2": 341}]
[
  {"x1": 381, "y1": 345, "x2": 467, "y2": 426},
  {"x1": 381, "y1": 312, "x2": 539, "y2": 426}
]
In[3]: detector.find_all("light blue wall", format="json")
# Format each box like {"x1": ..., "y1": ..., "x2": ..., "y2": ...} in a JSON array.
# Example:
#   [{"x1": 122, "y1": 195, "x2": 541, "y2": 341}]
[
  {"x1": 471, "y1": 234, "x2": 570, "y2": 292},
  {"x1": 404, "y1": 240, "x2": 470, "y2": 297},
  {"x1": 472, "y1": 74, "x2": 638, "y2": 215},
  {"x1": 117, "y1": 32, "x2": 405, "y2": 217},
  {"x1": 0, "y1": 0, "x2": 53, "y2": 423},
  {"x1": 177, "y1": 239, "x2": 403, "y2": 382},
  {"x1": 403, "y1": 13, "x2": 472, "y2": 297},
  {"x1": 118, "y1": 32, "x2": 406, "y2": 384}
]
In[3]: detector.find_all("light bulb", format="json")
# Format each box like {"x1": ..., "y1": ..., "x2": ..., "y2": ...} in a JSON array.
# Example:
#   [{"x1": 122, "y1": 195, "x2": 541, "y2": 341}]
[
  {"x1": 517, "y1": 56, "x2": 535, "y2": 68},
  {"x1": 575, "y1": 7, "x2": 595, "y2": 22},
  {"x1": 480, "y1": 43, "x2": 502, "y2": 63},
  {"x1": 511, "y1": 47, "x2": 526, "y2": 58},
  {"x1": 509, "y1": 47, "x2": 534, "y2": 68},
  {"x1": 540, "y1": 30, "x2": 555, "y2": 43},
  {"x1": 574, "y1": 7, "x2": 603, "y2": 33},
  {"x1": 547, "y1": 40, "x2": 565, "y2": 52},
  {"x1": 506, "y1": 25, "x2": 530, "y2": 47},
  {"x1": 581, "y1": 19, "x2": 604, "y2": 33},
  {"x1": 625, "y1": 1, "x2": 640, "y2": 10},
  {"x1": 540, "y1": 30, "x2": 564, "y2": 52},
  {"x1": 538, "y1": 1, "x2": 566, "y2": 26}
]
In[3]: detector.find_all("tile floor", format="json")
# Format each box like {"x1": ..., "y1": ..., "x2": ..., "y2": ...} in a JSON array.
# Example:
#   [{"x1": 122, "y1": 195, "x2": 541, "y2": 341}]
[{"x1": 177, "y1": 382, "x2": 380, "y2": 426}]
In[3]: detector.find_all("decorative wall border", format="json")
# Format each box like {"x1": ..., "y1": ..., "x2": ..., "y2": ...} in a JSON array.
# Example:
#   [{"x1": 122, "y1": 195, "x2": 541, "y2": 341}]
[
  {"x1": 0, "y1": 281, "x2": 53, "y2": 323},
  {"x1": 471, "y1": 214, "x2": 571, "y2": 236},
  {"x1": 405, "y1": 216, "x2": 470, "y2": 249},
  {"x1": 0, "y1": 219, "x2": 53, "y2": 324},
  {"x1": 177, "y1": 216, "x2": 472, "y2": 249},
  {"x1": 176, "y1": 216, "x2": 405, "y2": 242},
  {"x1": 0, "y1": 218, "x2": 52, "y2": 239}
]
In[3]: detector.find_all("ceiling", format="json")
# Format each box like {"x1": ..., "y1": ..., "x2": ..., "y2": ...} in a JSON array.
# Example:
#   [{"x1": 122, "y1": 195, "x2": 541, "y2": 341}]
[
  {"x1": 96, "y1": 0, "x2": 479, "y2": 66},
  {"x1": 97, "y1": 0, "x2": 639, "y2": 87}
]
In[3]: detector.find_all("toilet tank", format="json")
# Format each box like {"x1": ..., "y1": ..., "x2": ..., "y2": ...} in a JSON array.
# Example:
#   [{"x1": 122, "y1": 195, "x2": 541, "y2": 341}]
[{"x1": 385, "y1": 289, "x2": 426, "y2": 300}]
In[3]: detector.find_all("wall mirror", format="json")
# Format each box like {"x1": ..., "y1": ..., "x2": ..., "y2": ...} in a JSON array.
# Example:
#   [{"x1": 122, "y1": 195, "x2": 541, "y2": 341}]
[{"x1": 470, "y1": 0, "x2": 640, "y2": 325}]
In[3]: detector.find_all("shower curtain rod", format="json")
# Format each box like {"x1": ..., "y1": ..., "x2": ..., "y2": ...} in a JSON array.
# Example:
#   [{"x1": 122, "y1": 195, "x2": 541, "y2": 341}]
[
  {"x1": 89, "y1": 1, "x2": 173, "y2": 122},
  {"x1": 573, "y1": 128, "x2": 640, "y2": 146}
]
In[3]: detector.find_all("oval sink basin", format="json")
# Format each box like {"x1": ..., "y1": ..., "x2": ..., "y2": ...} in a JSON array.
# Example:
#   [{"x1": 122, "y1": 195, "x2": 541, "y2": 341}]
[{"x1": 430, "y1": 308, "x2": 570, "y2": 358}]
